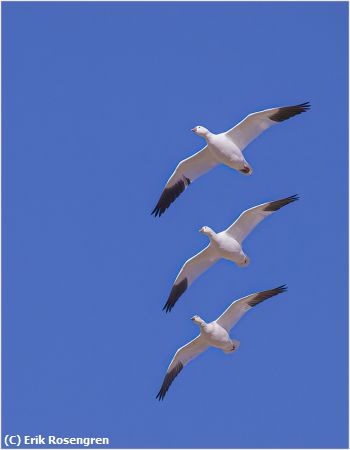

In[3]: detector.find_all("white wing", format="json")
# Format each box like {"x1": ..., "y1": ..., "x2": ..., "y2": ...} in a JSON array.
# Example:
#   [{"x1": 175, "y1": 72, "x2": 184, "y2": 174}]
[
  {"x1": 152, "y1": 146, "x2": 218, "y2": 217},
  {"x1": 156, "y1": 336, "x2": 208, "y2": 400},
  {"x1": 163, "y1": 245, "x2": 219, "y2": 313},
  {"x1": 225, "y1": 102, "x2": 310, "y2": 151},
  {"x1": 224, "y1": 195, "x2": 298, "y2": 244},
  {"x1": 216, "y1": 285, "x2": 287, "y2": 332}
]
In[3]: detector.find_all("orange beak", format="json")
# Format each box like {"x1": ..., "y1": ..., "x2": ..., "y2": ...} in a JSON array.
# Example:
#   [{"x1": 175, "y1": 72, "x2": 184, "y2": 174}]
[{"x1": 191, "y1": 127, "x2": 197, "y2": 132}]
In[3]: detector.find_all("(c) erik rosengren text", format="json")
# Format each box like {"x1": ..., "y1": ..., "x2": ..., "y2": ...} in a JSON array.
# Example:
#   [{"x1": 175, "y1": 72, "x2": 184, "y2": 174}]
[{"x1": 4, "y1": 434, "x2": 110, "y2": 447}]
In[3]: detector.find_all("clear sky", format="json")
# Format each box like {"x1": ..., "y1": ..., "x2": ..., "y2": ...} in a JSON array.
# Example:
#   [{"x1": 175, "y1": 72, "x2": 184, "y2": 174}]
[{"x1": 3, "y1": 2, "x2": 348, "y2": 448}]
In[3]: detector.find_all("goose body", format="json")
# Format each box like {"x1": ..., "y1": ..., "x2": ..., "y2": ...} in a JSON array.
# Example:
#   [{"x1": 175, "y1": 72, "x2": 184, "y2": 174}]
[
  {"x1": 208, "y1": 231, "x2": 247, "y2": 265},
  {"x1": 206, "y1": 132, "x2": 251, "y2": 174},
  {"x1": 199, "y1": 321, "x2": 236, "y2": 352}
]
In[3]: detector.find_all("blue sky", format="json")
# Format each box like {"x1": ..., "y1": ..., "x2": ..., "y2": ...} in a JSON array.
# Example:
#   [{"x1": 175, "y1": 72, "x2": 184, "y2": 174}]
[{"x1": 2, "y1": 2, "x2": 348, "y2": 448}]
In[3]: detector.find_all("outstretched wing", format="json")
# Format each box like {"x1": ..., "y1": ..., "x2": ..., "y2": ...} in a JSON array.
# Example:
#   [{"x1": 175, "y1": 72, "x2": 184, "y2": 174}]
[
  {"x1": 152, "y1": 146, "x2": 218, "y2": 217},
  {"x1": 156, "y1": 336, "x2": 208, "y2": 400},
  {"x1": 163, "y1": 246, "x2": 219, "y2": 313},
  {"x1": 216, "y1": 285, "x2": 287, "y2": 332},
  {"x1": 224, "y1": 195, "x2": 298, "y2": 244},
  {"x1": 225, "y1": 102, "x2": 310, "y2": 151}
]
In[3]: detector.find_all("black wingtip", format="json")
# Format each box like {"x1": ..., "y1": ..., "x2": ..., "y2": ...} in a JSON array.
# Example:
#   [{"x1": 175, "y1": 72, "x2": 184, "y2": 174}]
[
  {"x1": 269, "y1": 102, "x2": 311, "y2": 122},
  {"x1": 151, "y1": 177, "x2": 191, "y2": 218},
  {"x1": 264, "y1": 194, "x2": 299, "y2": 212},
  {"x1": 156, "y1": 362, "x2": 184, "y2": 401},
  {"x1": 248, "y1": 284, "x2": 288, "y2": 307},
  {"x1": 162, "y1": 303, "x2": 172, "y2": 314},
  {"x1": 274, "y1": 284, "x2": 288, "y2": 294},
  {"x1": 151, "y1": 204, "x2": 163, "y2": 218},
  {"x1": 162, "y1": 278, "x2": 188, "y2": 313},
  {"x1": 286, "y1": 193, "x2": 300, "y2": 203},
  {"x1": 297, "y1": 101, "x2": 311, "y2": 109},
  {"x1": 151, "y1": 208, "x2": 160, "y2": 218}
]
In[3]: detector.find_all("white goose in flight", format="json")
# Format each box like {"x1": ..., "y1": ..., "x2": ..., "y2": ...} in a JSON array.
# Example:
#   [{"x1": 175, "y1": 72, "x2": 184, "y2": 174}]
[
  {"x1": 152, "y1": 102, "x2": 310, "y2": 217},
  {"x1": 157, "y1": 285, "x2": 287, "y2": 400},
  {"x1": 163, "y1": 195, "x2": 297, "y2": 313}
]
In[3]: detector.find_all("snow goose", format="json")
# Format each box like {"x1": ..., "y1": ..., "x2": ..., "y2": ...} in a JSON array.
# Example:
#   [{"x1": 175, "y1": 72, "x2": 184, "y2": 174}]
[
  {"x1": 152, "y1": 102, "x2": 310, "y2": 217},
  {"x1": 163, "y1": 195, "x2": 297, "y2": 312},
  {"x1": 157, "y1": 285, "x2": 287, "y2": 400}
]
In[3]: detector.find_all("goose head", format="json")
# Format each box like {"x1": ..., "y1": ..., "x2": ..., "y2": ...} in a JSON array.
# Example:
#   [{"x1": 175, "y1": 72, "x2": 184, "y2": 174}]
[
  {"x1": 199, "y1": 226, "x2": 216, "y2": 239},
  {"x1": 191, "y1": 126, "x2": 210, "y2": 137},
  {"x1": 191, "y1": 315, "x2": 205, "y2": 326}
]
